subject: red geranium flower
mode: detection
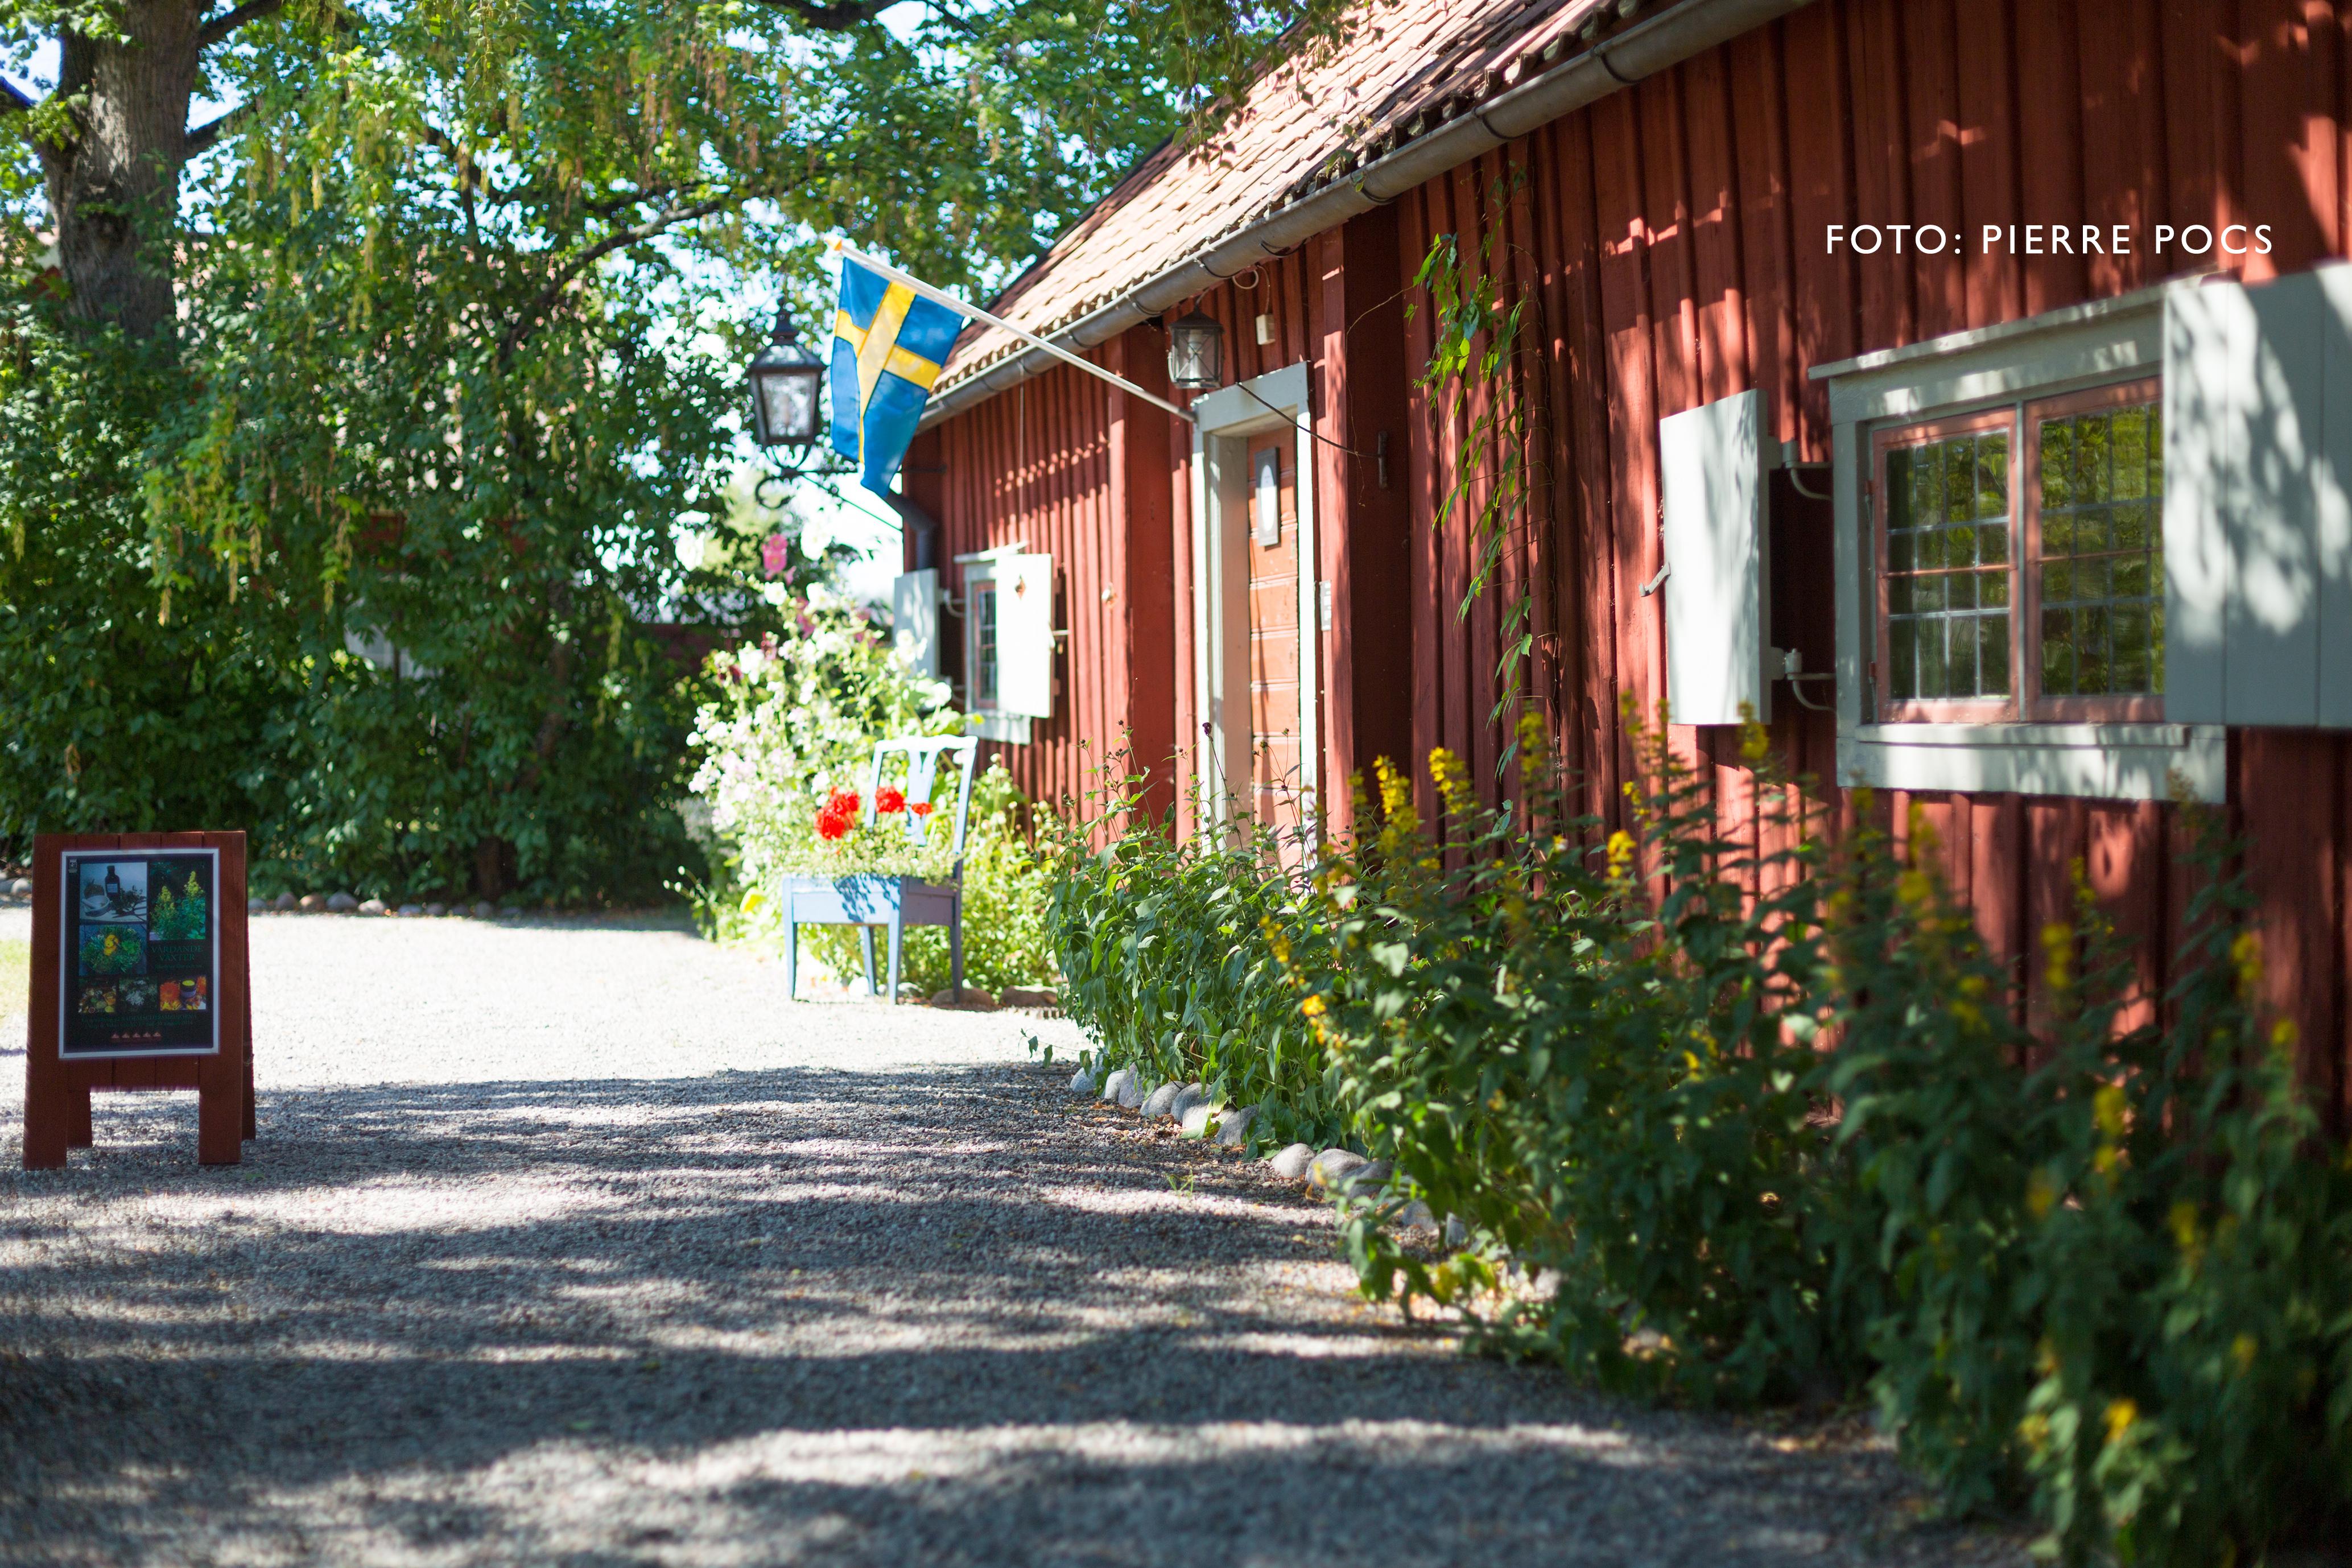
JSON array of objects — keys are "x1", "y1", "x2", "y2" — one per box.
[
  {"x1": 875, "y1": 786, "x2": 906, "y2": 814},
  {"x1": 824, "y1": 787, "x2": 861, "y2": 818},
  {"x1": 815, "y1": 807, "x2": 851, "y2": 841},
  {"x1": 909, "y1": 801, "x2": 935, "y2": 819}
]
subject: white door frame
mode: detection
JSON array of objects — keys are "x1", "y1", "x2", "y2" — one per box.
[{"x1": 1188, "y1": 361, "x2": 1317, "y2": 837}]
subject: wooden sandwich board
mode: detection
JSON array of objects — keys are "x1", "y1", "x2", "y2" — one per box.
[{"x1": 22, "y1": 832, "x2": 254, "y2": 1169}]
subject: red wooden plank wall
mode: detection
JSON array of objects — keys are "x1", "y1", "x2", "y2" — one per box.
[
  {"x1": 1377, "y1": 0, "x2": 2352, "y2": 1116},
  {"x1": 925, "y1": 0, "x2": 2352, "y2": 1113}
]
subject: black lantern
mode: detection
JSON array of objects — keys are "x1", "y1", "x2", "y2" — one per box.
[
  {"x1": 1166, "y1": 308, "x2": 1224, "y2": 391},
  {"x1": 746, "y1": 304, "x2": 826, "y2": 448}
]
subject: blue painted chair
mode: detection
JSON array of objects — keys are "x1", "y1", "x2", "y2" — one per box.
[{"x1": 782, "y1": 735, "x2": 979, "y2": 1004}]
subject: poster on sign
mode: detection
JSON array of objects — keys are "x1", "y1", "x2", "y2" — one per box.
[{"x1": 59, "y1": 849, "x2": 220, "y2": 1058}]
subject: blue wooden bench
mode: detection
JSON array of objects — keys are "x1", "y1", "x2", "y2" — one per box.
[{"x1": 781, "y1": 735, "x2": 978, "y2": 1004}]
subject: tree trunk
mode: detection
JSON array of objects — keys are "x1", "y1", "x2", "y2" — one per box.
[{"x1": 44, "y1": 3, "x2": 201, "y2": 339}]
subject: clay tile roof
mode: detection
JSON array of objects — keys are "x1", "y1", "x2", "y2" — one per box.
[{"x1": 933, "y1": 0, "x2": 1611, "y2": 393}]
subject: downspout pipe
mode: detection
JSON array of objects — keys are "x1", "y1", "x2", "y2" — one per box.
[{"x1": 918, "y1": 0, "x2": 1815, "y2": 430}]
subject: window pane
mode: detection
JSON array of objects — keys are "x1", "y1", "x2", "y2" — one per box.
[
  {"x1": 1884, "y1": 427, "x2": 2014, "y2": 705},
  {"x1": 2034, "y1": 396, "x2": 2165, "y2": 698},
  {"x1": 1919, "y1": 617, "x2": 1948, "y2": 697},
  {"x1": 1980, "y1": 613, "x2": 2011, "y2": 695},
  {"x1": 2042, "y1": 608, "x2": 2074, "y2": 695}
]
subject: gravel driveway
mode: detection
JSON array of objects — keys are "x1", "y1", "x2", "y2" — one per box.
[{"x1": 0, "y1": 909, "x2": 2021, "y2": 1566}]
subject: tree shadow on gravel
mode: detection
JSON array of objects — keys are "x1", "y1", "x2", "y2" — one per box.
[{"x1": 0, "y1": 1062, "x2": 2016, "y2": 1567}]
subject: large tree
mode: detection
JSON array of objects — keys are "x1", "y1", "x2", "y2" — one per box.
[{"x1": 0, "y1": 0, "x2": 1348, "y2": 897}]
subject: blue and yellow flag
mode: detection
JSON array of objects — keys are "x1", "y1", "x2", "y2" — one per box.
[{"x1": 830, "y1": 258, "x2": 965, "y2": 496}]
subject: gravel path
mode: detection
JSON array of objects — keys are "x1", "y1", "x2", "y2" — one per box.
[{"x1": 0, "y1": 909, "x2": 2023, "y2": 1566}]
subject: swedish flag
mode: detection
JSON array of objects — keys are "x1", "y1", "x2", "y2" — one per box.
[{"x1": 830, "y1": 258, "x2": 965, "y2": 497}]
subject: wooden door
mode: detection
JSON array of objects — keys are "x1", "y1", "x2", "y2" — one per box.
[{"x1": 1247, "y1": 441, "x2": 1303, "y2": 835}]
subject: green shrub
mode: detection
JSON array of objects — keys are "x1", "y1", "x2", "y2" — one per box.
[
  {"x1": 1041, "y1": 761, "x2": 1345, "y2": 1146},
  {"x1": 1043, "y1": 708, "x2": 2352, "y2": 1563}
]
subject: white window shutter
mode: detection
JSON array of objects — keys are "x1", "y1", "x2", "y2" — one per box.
[
  {"x1": 996, "y1": 552, "x2": 1055, "y2": 718},
  {"x1": 1660, "y1": 389, "x2": 1769, "y2": 725},
  {"x1": 891, "y1": 568, "x2": 939, "y2": 679},
  {"x1": 2163, "y1": 265, "x2": 2352, "y2": 727}
]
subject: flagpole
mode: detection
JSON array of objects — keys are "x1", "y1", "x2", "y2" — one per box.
[{"x1": 829, "y1": 238, "x2": 1199, "y2": 426}]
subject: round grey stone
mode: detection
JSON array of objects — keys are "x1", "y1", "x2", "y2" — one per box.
[
  {"x1": 247, "y1": 897, "x2": 267, "y2": 914},
  {"x1": 1308, "y1": 1149, "x2": 1368, "y2": 1191},
  {"x1": 8, "y1": 877, "x2": 32, "y2": 896},
  {"x1": 1098, "y1": 1068, "x2": 1133, "y2": 1104},
  {"x1": 325, "y1": 892, "x2": 359, "y2": 913},
  {"x1": 1336, "y1": 1159, "x2": 1394, "y2": 1196},
  {"x1": 1141, "y1": 1082, "x2": 1184, "y2": 1120},
  {"x1": 1116, "y1": 1073, "x2": 1148, "y2": 1109},
  {"x1": 1068, "y1": 1067, "x2": 1096, "y2": 1095},
  {"x1": 272, "y1": 892, "x2": 298, "y2": 912},
  {"x1": 1213, "y1": 1105, "x2": 1258, "y2": 1146},
  {"x1": 497, "y1": 906, "x2": 523, "y2": 919},
  {"x1": 1266, "y1": 1142, "x2": 1315, "y2": 1180},
  {"x1": 1167, "y1": 1082, "x2": 1207, "y2": 1124},
  {"x1": 471, "y1": 901, "x2": 494, "y2": 918},
  {"x1": 1398, "y1": 1199, "x2": 1435, "y2": 1229},
  {"x1": 299, "y1": 893, "x2": 325, "y2": 912},
  {"x1": 397, "y1": 903, "x2": 425, "y2": 918},
  {"x1": 424, "y1": 902, "x2": 448, "y2": 918},
  {"x1": 1444, "y1": 1215, "x2": 1469, "y2": 1247},
  {"x1": 1178, "y1": 1101, "x2": 1223, "y2": 1138},
  {"x1": 357, "y1": 898, "x2": 387, "y2": 916}
]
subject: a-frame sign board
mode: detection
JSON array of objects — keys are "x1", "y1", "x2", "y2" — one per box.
[{"x1": 22, "y1": 832, "x2": 254, "y2": 1169}]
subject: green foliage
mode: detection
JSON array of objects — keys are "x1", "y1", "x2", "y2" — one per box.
[
  {"x1": 685, "y1": 595, "x2": 1051, "y2": 994},
  {"x1": 1040, "y1": 760, "x2": 1346, "y2": 1148},
  {"x1": 149, "y1": 868, "x2": 207, "y2": 942},
  {"x1": 1045, "y1": 711, "x2": 2352, "y2": 1563},
  {"x1": 0, "y1": 0, "x2": 1363, "y2": 897}
]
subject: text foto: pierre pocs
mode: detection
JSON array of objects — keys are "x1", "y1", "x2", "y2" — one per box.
[{"x1": 1827, "y1": 222, "x2": 2276, "y2": 257}]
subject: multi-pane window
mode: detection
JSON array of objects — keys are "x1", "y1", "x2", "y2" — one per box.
[
  {"x1": 1874, "y1": 379, "x2": 2163, "y2": 722},
  {"x1": 969, "y1": 580, "x2": 1000, "y2": 708},
  {"x1": 2029, "y1": 392, "x2": 2164, "y2": 712},
  {"x1": 1883, "y1": 421, "x2": 2012, "y2": 709}
]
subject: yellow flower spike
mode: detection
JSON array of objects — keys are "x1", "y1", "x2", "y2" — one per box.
[
  {"x1": 2104, "y1": 1399, "x2": 2139, "y2": 1446},
  {"x1": 2042, "y1": 922, "x2": 2073, "y2": 993},
  {"x1": 2093, "y1": 1084, "x2": 2127, "y2": 1141},
  {"x1": 2271, "y1": 1018, "x2": 2300, "y2": 1063},
  {"x1": 2231, "y1": 931, "x2": 2264, "y2": 996},
  {"x1": 1737, "y1": 702, "x2": 1769, "y2": 764},
  {"x1": 2025, "y1": 1168, "x2": 2058, "y2": 1220},
  {"x1": 1516, "y1": 708, "x2": 1548, "y2": 786},
  {"x1": 1299, "y1": 993, "x2": 1326, "y2": 1018},
  {"x1": 1897, "y1": 869, "x2": 1933, "y2": 909},
  {"x1": 1429, "y1": 747, "x2": 1475, "y2": 821},
  {"x1": 2168, "y1": 1200, "x2": 2202, "y2": 1252},
  {"x1": 1606, "y1": 830, "x2": 1637, "y2": 881},
  {"x1": 2231, "y1": 1334, "x2": 2258, "y2": 1375},
  {"x1": 739, "y1": 890, "x2": 766, "y2": 915},
  {"x1": 2019, "y1": 1412, "x2": 2052, "y2": 1454}
]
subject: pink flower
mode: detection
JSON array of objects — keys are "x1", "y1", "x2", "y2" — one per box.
[{"x1": 761, "y1": 533, "x2": 791, "y2": 577}]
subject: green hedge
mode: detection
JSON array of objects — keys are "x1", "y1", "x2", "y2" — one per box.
[{"x1": 1046, "y1": 713, "x2": 2352, "y2": 1565}]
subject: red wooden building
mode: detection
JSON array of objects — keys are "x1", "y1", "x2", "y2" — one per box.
[{"x1": 894, "y1": 0, "x2": 2352, "y2": 1113}]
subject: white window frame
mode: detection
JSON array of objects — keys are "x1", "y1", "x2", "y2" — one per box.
[
  {"x1": 955, "y1": 544, "x2": 1030, "y2": 745},
  {"x1": 1812, "y1": 283, "x2": 2225, "y2": 802},
  {"x1": 1187, "y1": 361, "x2": 1318, "y2": 832}
]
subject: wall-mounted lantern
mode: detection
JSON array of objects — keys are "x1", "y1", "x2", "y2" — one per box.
[
  {"x1": 1166, "y1": 308, "x2": 1225, "y2": 391},
  {"x1": 746, "y1": 305, "x2": 825, "y2": 448}
]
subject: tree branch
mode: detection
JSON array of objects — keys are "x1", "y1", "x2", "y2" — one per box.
[
  {"x1": 200, "y1": 1, "x2": 288, "y2": 50},
  {"x1": 1, "y1": 77, "x2": 36, "y2": 114},
  {"x1": 739, "y1": 0, "x2": 896, "y2": 31},
  {"x1": 496, "y1": 193, "x2": 736, "y2": 366},
  {"x1": 184, "y1": 100, "x2": 258, "y2": 155}
]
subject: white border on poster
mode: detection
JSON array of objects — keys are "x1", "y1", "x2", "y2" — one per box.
[{"x1": 58, "y1": 846, "x2": 222, "y2": 1059}]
